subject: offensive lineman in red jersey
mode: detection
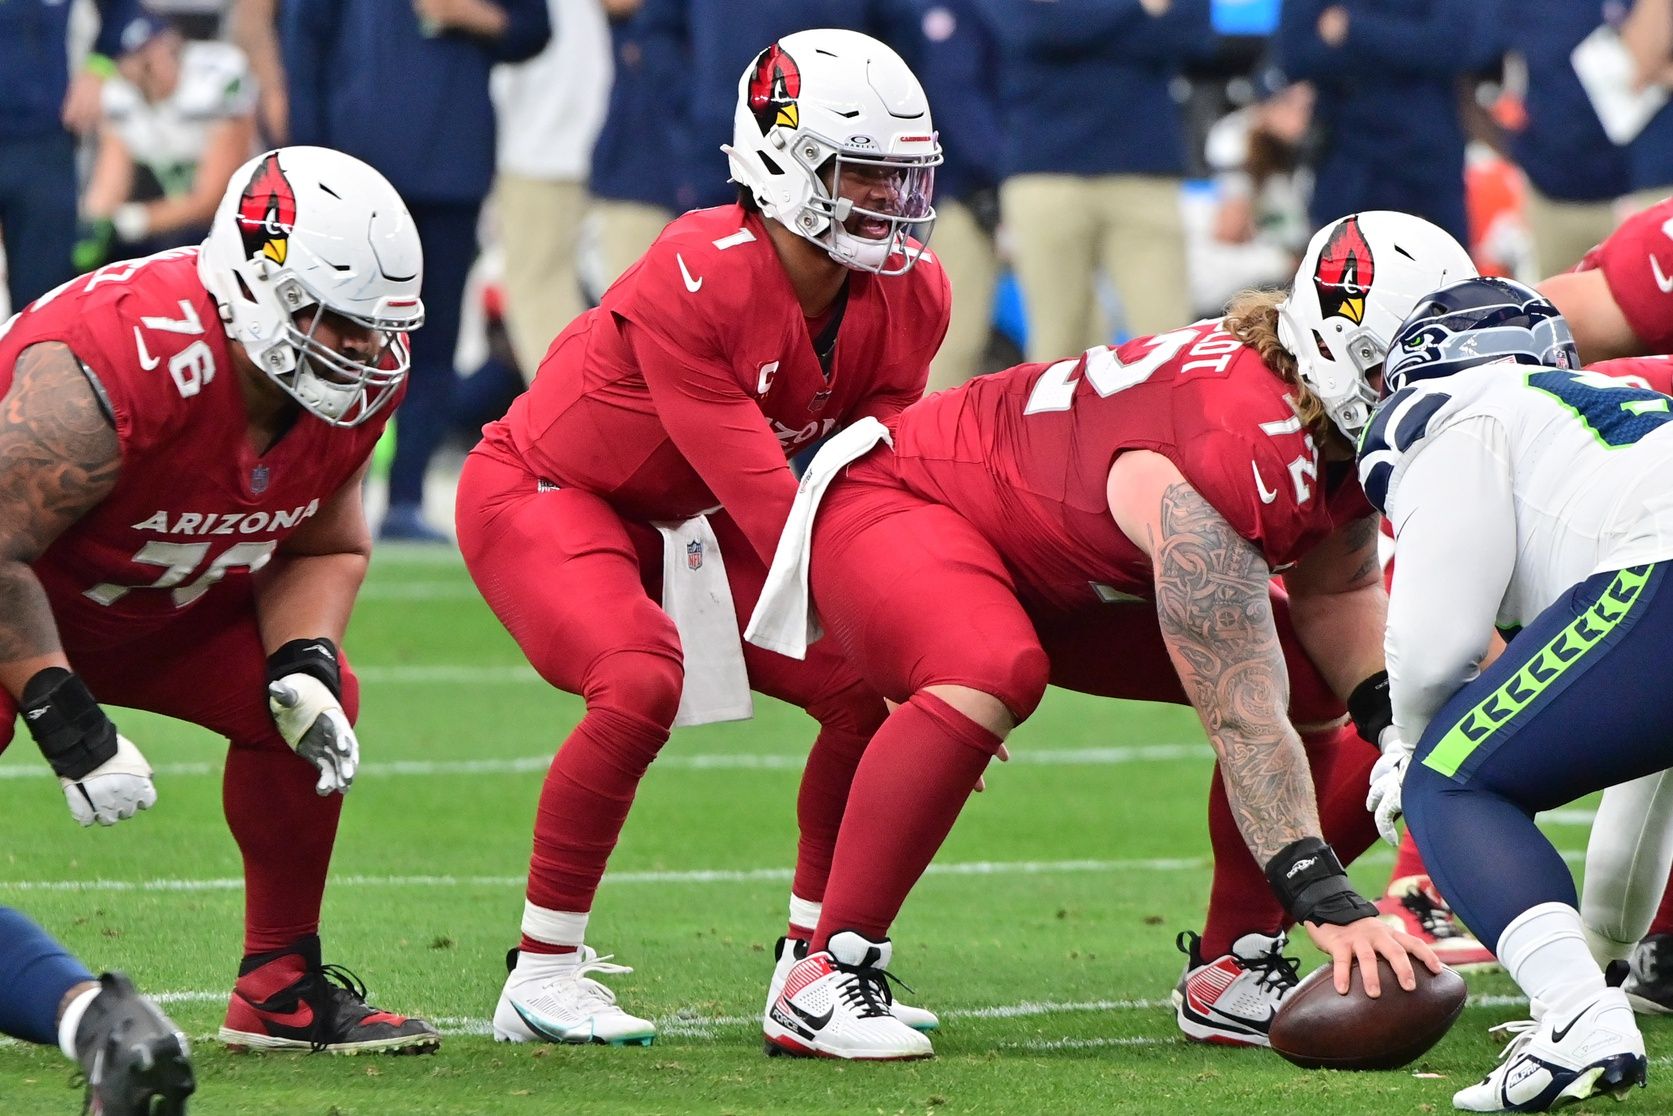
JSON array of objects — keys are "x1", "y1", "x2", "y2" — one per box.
[
  {"x1": 748, "y1": 212, "x2": 1473, "y2": 1059},
  {"x1": 0, "y1": 146, "x2": 441, "y2": 1054},
  {"x1": 1541, "y1": 196, "x2": 1673, "y2": 362},
  {"x1": 455, "y1": 29, "x2": 948, "y2": 1045}
]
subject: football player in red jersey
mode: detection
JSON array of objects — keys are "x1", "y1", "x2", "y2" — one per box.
[
  {"x1": 0, "y1": 146, "x2": 441, "y2": 1055},
  {"x1": 1541, "y1": 196, "x2": 1673, "y2": 363},
  {"x1": 454, "y1": 28, "x2": 949, "y2": 1046},
  {"x1": 747, "y1": 212, "x2": 1474, "y2": 1059}
]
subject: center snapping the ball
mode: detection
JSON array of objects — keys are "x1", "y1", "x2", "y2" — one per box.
[{"x1": 1268, "y1": 959, "x2": 1467, "y2": 1070}]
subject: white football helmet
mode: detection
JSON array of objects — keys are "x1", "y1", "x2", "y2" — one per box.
[
  {"x1": 723, "y1": 29, "x2": 940, "y2": 275},
  {"x1": 198, "y1": 146, "x2": 424, "y2": 426},
  {"x1": 1276, "y1": 211, "x2": 1476, "y2": 441}
]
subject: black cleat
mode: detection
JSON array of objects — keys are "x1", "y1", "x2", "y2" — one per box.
[{"x1": 75, "y1": 972, "x2": 196, "y2": 1116}]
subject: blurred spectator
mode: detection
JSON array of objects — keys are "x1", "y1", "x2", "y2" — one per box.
[
  {"x1": 78, "y1": 15, "x2": 257, "y2": 268},
  {"x1": 284, "y1": 0, "x2": 550, "y2": 542},
  {"x1": 1504, "y1": 3, "x2": 1630, "y2": 276},
  {"x1": 227, "y1": 0, "x2": 290, "y2": 146},
  {"x1": 986, "y1": 0, "x2": 1212, "y2": 360},
  {"x1": 588, "y1": 0, "x2": 680, "y2": 286},
  {"x1": 1204, "y1": 77, "x2": 1313, "y2": 261},
  {"x1": 641, "y1": 0, "x2": 919, "y2": 213},
  {"x1": 912, "y1": 0, "x2": 1004, "y2": 393},
  {"x1": 1275, "y1": 0, "x2": 1505, "y2": 247},
  {"x1": 0, "y1": 0, "x2": 143, "y2": 311},
  {"x1": 1622, "y1": 0, "x2": 1673, "y2": 211},
  {"x1": 492, "y1": 0, "x2": 612, "y2": 380}
]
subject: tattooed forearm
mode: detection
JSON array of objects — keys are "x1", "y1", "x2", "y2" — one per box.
[
  {"x1": 1343, "y1": 515, "x2": 1383, "y2": 586},
  {"x1": 0, "y1": 342, "x2": 120, "y2": 665},
  {"x1": 1150, "y1": 481, "x2": 1319, "y2": 863}
]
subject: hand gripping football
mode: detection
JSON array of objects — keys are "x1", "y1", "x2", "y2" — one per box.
[{"x1": 1268, "y1": 958, "x2": 1467, "y2": 1070}]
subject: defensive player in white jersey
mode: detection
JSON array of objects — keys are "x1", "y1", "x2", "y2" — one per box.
[{"x1": 1358, "y1": 277, "x2": 1673, "y2": 1111}]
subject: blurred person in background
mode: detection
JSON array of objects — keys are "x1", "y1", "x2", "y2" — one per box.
[
  {"x1": 227, "y1": 0, "x2": 291, "y2": 147},
  {"x1": 1275, "y1": 0, "x2": 1505, "y2": 247},
  {"x1": 493, "y1": 0, "x2": 613, "y2": 380},
  {"x1": 0, "y1": 0, "x2": 143, "y2": 313},
  {"x1": 911, "y1": 0, "x2": 1004, "y2": 393},
  {"x1": 1620, "y1": 0, "x2": 1673, "y2": 211},
  {"x1": 985, "y1": 0, "x2": 1211, "y2": 360},
  {"x1": 77, "y1": 13, "x2": 258, "y2": 268},
  {"x1": 1503, "y1": 4, "x2": 1631, "y2": 277},
  {"x1": 284, "y1": 0, "x2": 550, "y2": 543},
  {"x1": 588, "y1": 0, "x2": 681, "y2": 287}
]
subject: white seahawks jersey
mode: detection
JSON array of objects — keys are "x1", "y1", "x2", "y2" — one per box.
[
  {"x1": 1359, "y1": 364, "x2": 1673, "y2": 743},
  {"x1": 103, "y1": 42, "x2": 255, "y2": 196}
]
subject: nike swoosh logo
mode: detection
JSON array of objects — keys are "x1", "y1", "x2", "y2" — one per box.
[
  {"x1": 1549, "y1": 1011, "x2": 1583, "y2": 1044},
  {"x1": 1251, "y1": 461, "x2": 1278, "y2": 504},
  {"x1": 785, "y1": 998, "x2": 834, "y2": 1032},
  {"x1": 254, "y1": 1001, "x2": 314, "y2": 1029},
  {"x1": 676, "y1": 253, "x2": 703, "y2": 293},
  {"x1": 1652, "y1": 255, "x2": 1673, "y2": 295},
  {"x1": 134, "y1": 328, "x2": 160, "y2": 371}
]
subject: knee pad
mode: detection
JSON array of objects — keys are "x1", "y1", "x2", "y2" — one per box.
[
  {"x1": 583, "y1": 647, "x2": 685, "y2": 731},
  {"x1": 986, "y1": 642, "x2": 1051, "y2": 723}
]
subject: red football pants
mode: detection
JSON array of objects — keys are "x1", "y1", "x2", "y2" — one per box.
[
  {"x1": 0, "y1": 585, "x2": 357, "y2": 956},
  {"x1": 805, "y1": 459, "x2": 1373, "y2": 948},
  {"x1": 455, "y1": 447, "x2": 885, "y2": 928}
]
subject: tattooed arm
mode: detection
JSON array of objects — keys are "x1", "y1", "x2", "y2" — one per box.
[
  {"x1": 0, "y1": 342, "x2": 121, "y2": 698},
  {"x1": 1108, "y1": 451, "x2": 1437, "y2": 994},
  {"x1": 1106, "y1": 450, "x2": 1316, "y2": 863},
  {"x1": 1281, "y1": 513, "x2": 1387, "y2": 704}
]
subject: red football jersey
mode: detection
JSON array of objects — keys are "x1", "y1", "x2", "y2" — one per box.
[
  {"x1": 887, "y1": 321, "x2": 1370, "y2": 611},
  {"x1": 1589, "y1": 355, "x2": 1673, "y2": 395},
  {"x1": 0, "y1": 249, "x2": 391, "y2": 645},
  {"x1": 1576, "y1": 196, "x2": 1673, "y2": 355},
  {"x1": 488, "y1": 205, "x2": 950, "y2": 564}
]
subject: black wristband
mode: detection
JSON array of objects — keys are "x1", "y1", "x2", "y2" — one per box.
[
  {"x1": 21, "y1": 667, "x2": 118, "y2": 781},
  {"x1": 1347, "y1": 671, "x2": 1392, "y2": 746},
  {"x1": 1264, "y1": 836, "x2": 1379, "y2": 927},
  {"x1": 266, "y1": 637, "x2": 341, "y2": 699}
]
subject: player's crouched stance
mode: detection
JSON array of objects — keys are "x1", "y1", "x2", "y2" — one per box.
[
  {"x1": 0, "y1": 146, "x2": 438, "y2": 1056},
  {"x1": 1360, "y1": 279, "x2": 1662, "y2": 1110}
]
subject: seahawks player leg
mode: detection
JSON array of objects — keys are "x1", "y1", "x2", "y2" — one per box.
[{"x1": 0, "y1": 907, "x2": 194, "y2": 1115}]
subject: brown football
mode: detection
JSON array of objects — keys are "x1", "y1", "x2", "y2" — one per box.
[{"x1": 1268, "y1": 959, "x2": 1467, "y2": 1071}]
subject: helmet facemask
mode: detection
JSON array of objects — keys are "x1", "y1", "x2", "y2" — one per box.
[
  {"x1": 793, "y1": 143, "x2": 938, "y2": 274},
  {"x1": 266, "y1": 274, "x2": 416, "y2": 426}
]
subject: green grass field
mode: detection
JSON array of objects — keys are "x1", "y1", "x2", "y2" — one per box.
[{"x1": 0, "y1": 546, "x2": 1642, "y2": 1114}]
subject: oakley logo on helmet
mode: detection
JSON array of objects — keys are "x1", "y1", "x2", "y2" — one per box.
[
  {"x1": 747, "y1": 44, "x2": 802, "y2": 135},
  {"x1": 1312, "y1": 215, "x2": 1375, "y2": 326},
  {"x1": 236, "y1": 152, "x2": 297, "y2": 267}
]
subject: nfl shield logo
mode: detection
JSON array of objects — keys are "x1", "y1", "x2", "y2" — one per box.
[
  {"x1": 686, "y1": 540, "x2": 704, "y2": 571},
  {"x1": 250, "y1": 464, "x2": 270, "y2": 494}
]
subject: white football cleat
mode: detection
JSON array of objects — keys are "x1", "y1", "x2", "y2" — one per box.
[
  {"x1": 1453, "y1": 987, "x2": 1646, "y2": 1112},
  {"x1": 762, "y1": 931, "x2": 933, "y2": 1060},
  {"x1": 1172, "y1": 930, "x2": 1300, "y2": 1047},
  {"x1": 765, "y1": 936, "x2": 938, "y2": 1032},
  {"x1": 492, "y1": 946, "x2": 656, "y2": 1046}
]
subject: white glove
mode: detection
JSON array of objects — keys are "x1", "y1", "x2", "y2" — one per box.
[
  {"x1": 1366, "y1": 726, "x2": 1413, "y2": 847},
  {"x1": 59, "y1": 734, "x2": 157, "y2": 827},
  {"x1": 268, "y1": 674, "x2": 358, "y2": 794}
]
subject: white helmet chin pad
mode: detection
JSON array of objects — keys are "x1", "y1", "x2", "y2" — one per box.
[
  {"x1": 724, "y1": 29, "x2": 940, "y2": 276},
  {"x1": 198, "y1": 147, "x2": 424, "y2": 427},
  {"x1": 1276, "y1": 211, "x2": 1477, "y2": 441}
]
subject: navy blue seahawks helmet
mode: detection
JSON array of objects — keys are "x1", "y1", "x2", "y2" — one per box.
[{"x1": 1380, "y1": 276, "x2": 1581, "y2": 397}]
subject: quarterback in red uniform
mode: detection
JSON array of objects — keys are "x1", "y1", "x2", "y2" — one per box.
[
  {"x1": 749, "y1": 212, "x2": 1474, "y2": 1059},
  {"x1": 455, "y1": 29, "x2": 949, "y2": 1045},
  {"x1": 0, "y1": 146, "x2": 440, "y2": 1054}
]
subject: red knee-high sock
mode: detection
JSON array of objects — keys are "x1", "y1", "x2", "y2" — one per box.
[
  {"x1": 1648, "y1": 867, "x2": 1673, "y2": 937},
  {"x1": 791, "y1": 724, "x2": 870, "y2": 908},
  {"x1": 812, "y1": 693, "x2": 1002, "y2": 951},
  {"x1": 1199, "y1": 723, "x2": 1379, "y2": 957},
  {"x1": 523, "y1": 705, "x2": 670, "y2": 950},
  {"x1": 1388, "y1": 829, "x2": 1429, "y2": 891},
  {"x1": 225, "y1": 746, "x2": 344, "y2": 955}
]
